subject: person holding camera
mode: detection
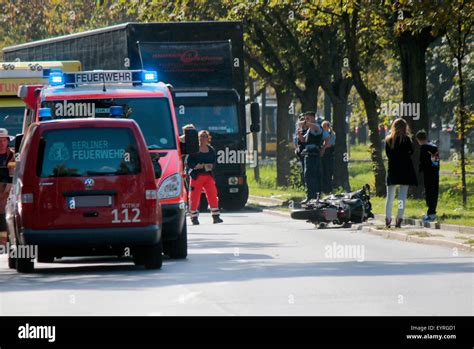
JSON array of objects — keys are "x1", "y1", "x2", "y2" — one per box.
[
  {"x1": 294, "y1": 114, "x2": 308, "y2": 186},
  {"x1": 298, "y1": 111, "x2": 323, "y2": 204},
  {"x1": 187, "y1": 130, "x2": 223, "y2": 225}
]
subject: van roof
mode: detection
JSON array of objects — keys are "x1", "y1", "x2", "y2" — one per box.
[
  {"x1": 41, "y1": 82, "x2": 169, "y2": 100},
  {"x1": 35, "y1": 117, "x2": 138, "y2": 130}
]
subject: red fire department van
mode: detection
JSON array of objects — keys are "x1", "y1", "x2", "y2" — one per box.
[
  {"x1": 18, "y1": 70, "x2": 197, "y2": 260},
  {"x1": 5, "y1": 118, "x2": 163, "y2": 272}
]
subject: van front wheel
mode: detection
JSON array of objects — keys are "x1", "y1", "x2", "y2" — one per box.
[{"x1": 165, "y1": 222, "x2": 187, "y2": 259}]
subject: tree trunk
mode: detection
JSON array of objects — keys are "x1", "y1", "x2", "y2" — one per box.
[
  {"x1": 365, "y1": 99, "x2": 387, "y2": 196},
  {"x1": 275, "y1": 88, "x2": 292, "y2": 186},
  {"x1": 342, "y1": 11, "x2": 386, "y2": 197},
  {"x1": 398, "y1": 29, "x2": 436, "y2": 198},
  {"x1": 248, "y1": 77, "x2": 260, "y2": 183},
  {"x1": 324, "y1": 91, "x2": 332, "y2": 122},
  {"x1": 299, "y1": 82, "x2": 319, "y2": 113},
  {"x1": 261, "y1": 88, "x2": 267, "y2": 159},
  {"x1": 457, "y1": 59, "x2": 467, "y2": 207},
  {"x1": 332, "y1": 100, "x2": 350, "y2": 191}
]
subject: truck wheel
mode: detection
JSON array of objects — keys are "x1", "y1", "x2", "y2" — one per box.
[
  {"x1": 143, "y1": 241, "x2": 163, "y2": 270},
  {"x1": 165, "y1": 221, "x2": 187, "y2": 259},
  {"x1": 16, "y1": 257, "x2": 34, "y2": 273},
  {"x1": 221, "y1": 185, "x2": 249, "y2": 211}
]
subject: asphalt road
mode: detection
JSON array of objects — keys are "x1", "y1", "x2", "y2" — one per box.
[{"x1": 0, "y1": 209, "x2": 473, "y2": 316}]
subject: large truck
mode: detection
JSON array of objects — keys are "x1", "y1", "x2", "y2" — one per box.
[{"x1": 3, "y1": 22, "x2": 260, "y2": 210}]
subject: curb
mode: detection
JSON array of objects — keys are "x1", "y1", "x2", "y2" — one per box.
[
  {"x1": 374, "y1": 214, "x2": 474, "y2": 235},
  {"x1": 361, "y1": 226, "x2": 474, "y2": 252},
  {"x1": 246, "y1": 204, "x2": 290, "y2": 218},
  {"x1": 248, "y1": 195, "x2": 286, "y2": 206}
]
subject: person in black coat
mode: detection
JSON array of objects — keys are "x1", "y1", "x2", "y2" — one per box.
[{"x1": 385, "y1": 118, "x2": 418, "y2": 228}]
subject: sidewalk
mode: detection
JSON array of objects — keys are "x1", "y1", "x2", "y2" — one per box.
[{"x1": 248, "y1": 195, "x2": 474, "y2": 252}]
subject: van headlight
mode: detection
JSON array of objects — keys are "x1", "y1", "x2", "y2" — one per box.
[{"x1": 158, "y1": 174, "x2": 181, "y2": 199}]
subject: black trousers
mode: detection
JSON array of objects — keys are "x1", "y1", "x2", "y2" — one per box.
[
  {"x1": 299, "y1": 155, "x2": 305, "y2": 186},
  {"x1": 424, "y1": 172, "x2": 439, "y2": 215},
  {"x1": 304, "y1": 155, "x2": 322, "y2": 199},
  {"x1": 321, "y1": 148, "x2": 335, "y2": 193}
]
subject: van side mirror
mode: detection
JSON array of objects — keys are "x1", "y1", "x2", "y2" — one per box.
[
  {"x1": 15, "y1": 134, "x2": 24, "y2": 152},
  {"x1": 153, "y1": 161, "x2": 162, "y2": 179},
  {"x1": 150, "y1": 154, "x2": 162, "y2": 179},
  {"x1": 250, "y1": 102, "x2": 260, "y2": 133},
  {"x1": 183, "y1": 128, "x2": 199, "y2": 154}
]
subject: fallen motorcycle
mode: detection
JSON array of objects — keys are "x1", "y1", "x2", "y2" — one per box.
[{"x1": 290, "y1": 184, "x2": 375, "y2": 228}]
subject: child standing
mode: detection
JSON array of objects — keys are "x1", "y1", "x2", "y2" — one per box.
[{"x1": 415, "y1": 130, "x2": 440, "y2": 222}]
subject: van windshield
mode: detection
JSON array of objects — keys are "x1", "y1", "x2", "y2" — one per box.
[
  {"x1": 37, "y1": 128, "x2": 141, "y2": 177},
  {"x1": 41, "y1": 97, "x2": 176, "y2": 150}
]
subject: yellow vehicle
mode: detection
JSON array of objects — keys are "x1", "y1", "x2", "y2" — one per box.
[
  {"x1": 0, "y1": 61, "x2": 81, "y2": 232},
  {"x1": 0, "y1": 61, "x2": 81, "y2": 142}
]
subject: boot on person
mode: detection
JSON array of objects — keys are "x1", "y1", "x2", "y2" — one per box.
[{"x1": 212, "y1": 215, "x2": 223, "y2": 224}]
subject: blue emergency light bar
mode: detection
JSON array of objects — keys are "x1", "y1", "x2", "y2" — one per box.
[
  {"x1": 48, "y1": 69, "x2": 65, "y2": 86},
  {"x1": 142, "y1": 71, "x2": 158, "y2": 83},
  {"x1": 110, "y1": 106, "x2": 124, "y2": 117},
  {"x1": 39, "y1": 107, "x2": 53, "y2": 121},
  {"x1": 48, "y1": 70, "x2": 159, "y2": 86}
]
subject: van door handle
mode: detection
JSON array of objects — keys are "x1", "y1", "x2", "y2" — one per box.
[{"x1": 83, "y1": 211, "x2": 99, "y2": 218}]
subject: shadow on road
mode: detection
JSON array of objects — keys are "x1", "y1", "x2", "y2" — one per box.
[{"x1": 1, "y1": 251, "x2": 472, "y2": 293}]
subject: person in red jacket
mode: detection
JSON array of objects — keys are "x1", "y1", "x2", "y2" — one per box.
[{"x1": 187, "y1": 130, "x2": 223, "y2": 225}]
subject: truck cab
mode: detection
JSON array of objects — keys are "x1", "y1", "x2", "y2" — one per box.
[{"x1": 19, "y1": 70, "x2": 194, "y2": 259}]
